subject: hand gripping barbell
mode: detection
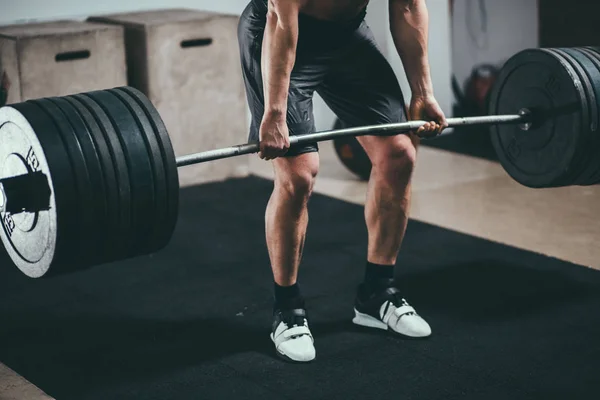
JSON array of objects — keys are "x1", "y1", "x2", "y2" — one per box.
[{"x1": 1, "y1": 47, "x2": 599, "y2": 278}]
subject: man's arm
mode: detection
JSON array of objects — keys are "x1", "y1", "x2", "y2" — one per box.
[
  {"x1": 256, "y1": 0, "x2": 303, "y2": 159},
  {"x1": 262, "y1": 0, "x2": 301, "y2": 117},
  {"x1": 389, "y1": 0, "x2": 447, "y2": 135},
  {"x1": 389, "y1": 0, "x2": 433, "y2": 97}
]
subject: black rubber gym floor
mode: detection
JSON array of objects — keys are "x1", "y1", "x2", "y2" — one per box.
[{"x1": 1, "y1": 176, "x2": 599, "y2": 400}]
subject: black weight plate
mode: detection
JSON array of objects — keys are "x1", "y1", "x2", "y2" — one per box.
[
  {"x1": 576, "y1": 47, "x2": 600, "y2": 184},
  {"x1": 5, "y1": 102, "x2": 78, "y2": 277},
  {"x1": 116, "y1": 86, "x2": 179, "y2": 248},
  {"x1": 107, "y1": 88, "x2": 168, "y2": 253},
  {"x1": 68, "y1": 94, "x2": 132, "y2": 261},
  {"x1": 83, "y1": 90, "x2": 156, "y2": 258},
  {"x1": 560, "y1": 48, "x2": 600, "y2": 185},
  {"x1": 47, "y1": 97, "x2": 109, "y2": 265},
  {"x1": 548, "y1": 49, "x2": 596, "y2": 186},
  {"x1": 61, "y1": 96, "x2": 119, "y2": 264},
  {"x1": 29, "y1": 98, "x2": 97, "y2": 271},
  {"x1": 575, "y1": 47, "x2": 600, "y2": 184},
  {"x1": 489, "y1": 48, "x2": 586, "y2": 188},
  {"x1": 538, "y1": 49, "x2": 592, "y2": 187},
  {"x1": 583, "y1": 47, "x2": 600, "y2": 55},
  {"x1": 63, "y1": 96, "x2": 121, "y2": 263}
]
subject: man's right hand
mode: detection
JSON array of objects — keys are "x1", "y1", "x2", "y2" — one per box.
[{"x1": 259, "y1": 112, "x2": 291, "y2": 160}]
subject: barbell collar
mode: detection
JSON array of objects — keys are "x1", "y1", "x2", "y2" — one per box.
[
  {"x1": 175, "y1": 113, "x2": 529, "y2": 168},
  {"x1": 518, "y1": 108, "x2": 533, "y2": 131}
]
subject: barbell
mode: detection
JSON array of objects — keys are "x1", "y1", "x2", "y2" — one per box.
[{"x1": 1, "y1": 46, "x2": 600, "y2": 279}]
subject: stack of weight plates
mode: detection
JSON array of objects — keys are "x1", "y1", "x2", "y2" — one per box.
[
  {"x1": 0, "y1": 87, "x2": 179, "y2": 278},
  {"x1": 489, "y1": 47, "x2": 600, "y2": 188}
]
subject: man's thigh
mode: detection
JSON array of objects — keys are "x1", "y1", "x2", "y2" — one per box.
[
  {"x1": 238, "y1": 5, "x2": 328, "y2": 157},
  {"x1": 317, "y1": 22, "x2": 415, "y2": 161},
  {"x1": 318, "y1": 26, "x2": 407, "y2": 125}
]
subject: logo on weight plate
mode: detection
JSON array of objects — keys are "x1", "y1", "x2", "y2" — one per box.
[
  {"x1": 26, "y1": 147, "x2": 40, "y2": 172},
  {"x1": 2, "y1": 213, "x2": 15, "y2": 237}
]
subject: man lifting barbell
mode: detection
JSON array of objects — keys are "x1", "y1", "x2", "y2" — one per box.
[
  {"x1": 1, "y1": 2, "x2": 598, "y2": 367},
  {"x1": 238, "y1": 0, "x2": 448, "y2": 362}
]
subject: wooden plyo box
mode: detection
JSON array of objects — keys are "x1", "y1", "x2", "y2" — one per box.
[
  {"x1": 0, "y1": 20, "x2": 127, "y2": 105},
  {"x1": 89, "y1": 9, "x2": 250, "y2": 187}
]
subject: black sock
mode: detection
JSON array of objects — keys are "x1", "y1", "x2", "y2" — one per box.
[
  {"x1": 273, "y1": 282, "x2": 303, "y2": 311},
  {"x1": 364, "y1": 261, "x2": 394, "y2": 288}
]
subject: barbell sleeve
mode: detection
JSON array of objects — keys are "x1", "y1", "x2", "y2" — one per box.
[{"x1": 175, "y1": 112, "x2": 530, "y2": 168}]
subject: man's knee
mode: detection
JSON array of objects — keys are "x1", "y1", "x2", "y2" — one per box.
[
  {"x1": 372, "y1": 135, "x2": 417, "y2": 180},
  {"x1": 274, "y1": 154, "x2": 319, "y2": 202}
]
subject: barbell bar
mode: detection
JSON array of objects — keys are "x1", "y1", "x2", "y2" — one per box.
[
  {"x1": 175, "y1": 112, "x2": 530, "y2": 167},
  {"x1": 1, "y1": 46, "x2": 599, "y2": 279}
]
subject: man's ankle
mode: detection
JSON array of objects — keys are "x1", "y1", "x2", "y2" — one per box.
[
  {"x1": 364, "y1": 261, "x2": 394, "y2": 283},
  {"x1": 273, "y1": 282, "x2": 304, "y2": 311}
]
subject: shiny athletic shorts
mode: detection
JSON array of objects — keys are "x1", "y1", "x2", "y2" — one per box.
[{"x1": 238, "y1": 0, "x2": 408, "y2": 156}]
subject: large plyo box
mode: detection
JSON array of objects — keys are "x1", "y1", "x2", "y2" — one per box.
[
  {"x1": 89, "y1": 9, "x2": 250, "y2": 187},
  {"x1": 0, "y1": 20, "x2": 127, "y2": 105}
]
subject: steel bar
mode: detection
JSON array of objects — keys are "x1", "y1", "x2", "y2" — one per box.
[{"x1": 175, "y1": 113, "x2": 528, "y2": 168}]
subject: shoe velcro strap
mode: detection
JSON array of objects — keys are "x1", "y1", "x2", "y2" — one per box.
[
  {"x1": 381, "y1": 303, "x2": 416, "y2": 324},
  {"x1": 283, "y1": 325, "x2": 312, "y2": 340},
  {"x1": 273, "y1": 325, "x2": 313, "y2": 347},
  {"x1": 393, "y1": 305, "x2": 416, "y2": 318}
]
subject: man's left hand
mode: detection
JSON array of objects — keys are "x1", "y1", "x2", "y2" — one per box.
[{"x1": 408, "y1": 95, "x2": 448, "y2": 138}]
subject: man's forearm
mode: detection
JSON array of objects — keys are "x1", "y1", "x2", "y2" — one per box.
[
  {"x1": 262, "y1": 3, "x2": 300, "y2": 117},
  {"x1": 389, "y1": 0, "x2": 433, "y2": 97}
]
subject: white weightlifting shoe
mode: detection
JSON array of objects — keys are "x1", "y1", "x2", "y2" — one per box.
[
  {"x1": 352, "y1": 280, "x2": 431, "y2": 338},
  {"x1": 270, "y1": 307, "x2": 316, "y2": 362}
]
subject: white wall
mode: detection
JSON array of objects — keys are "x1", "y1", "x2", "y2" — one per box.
[
  {"x1": 1, "y1": 0, "x2": 452, "y2": 129},
  {"x1": 451, "y1": 0, "x2": 538, "y2": 91}
]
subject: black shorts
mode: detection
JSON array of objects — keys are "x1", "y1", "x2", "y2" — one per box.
[{"x1": 238, "y1": 1, "x2": 408, "y2": 157}]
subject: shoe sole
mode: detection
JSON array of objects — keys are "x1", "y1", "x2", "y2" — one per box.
[
  {"x1": 352, "y1": 309, "x2": 432, "y2": 339},
  {"x1": 352, "y1": 309, "x2": 389, "y2": 330}
]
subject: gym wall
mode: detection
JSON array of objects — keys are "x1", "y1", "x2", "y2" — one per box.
[{"x1": 451, "y1": 0, "x2": 539, "y2": 98}]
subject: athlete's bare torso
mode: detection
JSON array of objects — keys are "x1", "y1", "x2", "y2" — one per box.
[{"x1": 292, "y1": 0, "x2": 371, "y2": 21}]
